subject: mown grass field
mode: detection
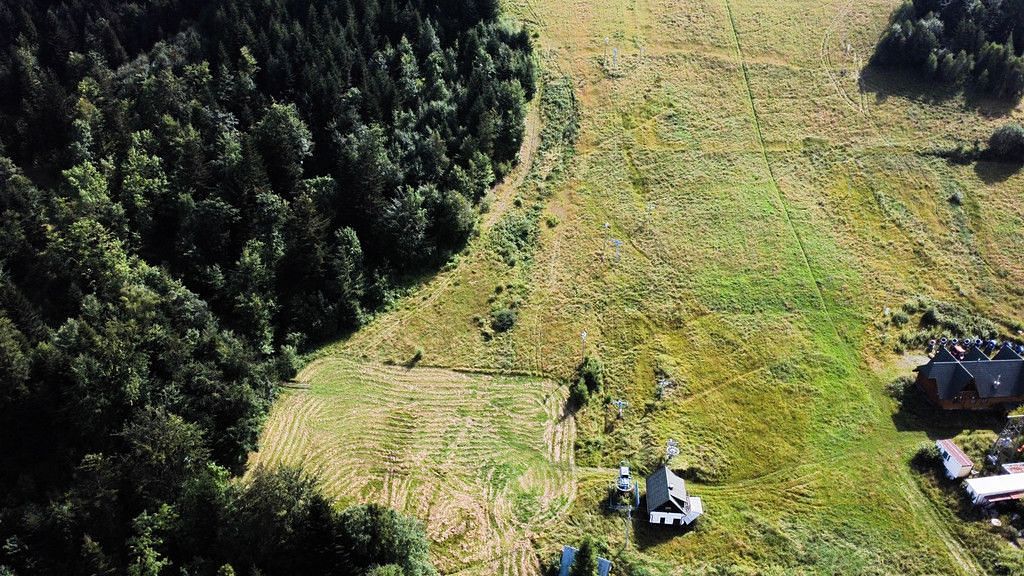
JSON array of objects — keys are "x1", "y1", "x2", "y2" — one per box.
[
  {"x1": 253, "y1": 0, "x2": 1024, "y2": 573},
  {"x1": 250, "y1": 359, "x2": 574, "y2": 575}
]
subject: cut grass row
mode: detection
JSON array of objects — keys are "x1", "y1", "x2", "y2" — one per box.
[{"x1": 250, "y1": 359, "x2": 574, "y2": 575}]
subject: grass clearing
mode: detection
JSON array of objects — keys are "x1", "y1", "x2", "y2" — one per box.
[
  {"x1": 255, "y1": 0, "x2": 1024, "y2": 573},
  {"x1": 251, "y1": 358, "x2": 574, "y2": 575}
]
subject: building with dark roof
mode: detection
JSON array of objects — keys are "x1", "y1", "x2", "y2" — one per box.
[
  {"x1": 915, "y1": 345, "x2": 1024, "y2": 410},
  {"x1": 645, "y1": 466, "x2": 703, "y2": 526}
]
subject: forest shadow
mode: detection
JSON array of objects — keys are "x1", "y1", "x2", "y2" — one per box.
[
  {"x1": 858, "y1": 65, "x2": 1019, "y2": 118},
  {"x1": 307, "y1": 262, "x2": 459, "y2": 354},
  {"x1": 924, "y1": 150, "x2": 1023, "y2": 183}
]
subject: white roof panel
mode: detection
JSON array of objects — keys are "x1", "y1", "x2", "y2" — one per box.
[
  {"x1": 965, "y1": 472, "x2": 1024, "y2": 497},
  {"x1": 682, "y1": 496, "x2": 703, "y2": 524},
  {"x1": 689, "y1": 496, "x2": 704, "y2": 516}
]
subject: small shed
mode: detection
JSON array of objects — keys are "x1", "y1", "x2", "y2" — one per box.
[
  {"x1": 936, "y1": 439, "x2": 973, "y2": 479},
  {"x1": 964, "y1": 472, "x2": 1024, "y2": 505},
  {"x1": 645, "y1": 466, "x2": 703, "y2": 526},
  {"x1": 616, "y1": 465, "x2": 633, "y2": 492}
]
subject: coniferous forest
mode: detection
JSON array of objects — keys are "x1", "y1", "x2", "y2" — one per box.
[
  {"x1": 873, "y1": 0, "x2": 1024, "y2": 99},
  {"x1": 0, "y1": 0, "x2": 534, "y2": 574}
]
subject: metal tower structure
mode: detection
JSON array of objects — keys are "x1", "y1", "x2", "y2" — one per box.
[{"x1": 987, "y1": 415, "x2": 1024, "y2": 466}]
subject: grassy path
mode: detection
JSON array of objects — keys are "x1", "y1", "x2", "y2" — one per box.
[
  {"x1": 723, "y1": 0, "x2": 839, "y2": 335},
  {"x1": 484, "y1": 95, "x2": 544, "y2": 229}
]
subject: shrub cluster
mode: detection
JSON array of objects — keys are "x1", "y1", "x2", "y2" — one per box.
[
  {"x1": 988, "y1": 122, "x2": 1024, "y2": 161},
  {"x1": 570, "y1": 355, "x2": 605, "y2": 407},
  {"x1": 881, "y1": 296, "x2": 1001, "y2": 353},
  {"x1": 491, "y1": 307, "x2": 518, "y2": 332},
  {"x1": 911, "y1": 442, "x2": 942, "y2": 471},
  {"x1": 490, "y1": 211, "x2": 540, "y2": 267}
]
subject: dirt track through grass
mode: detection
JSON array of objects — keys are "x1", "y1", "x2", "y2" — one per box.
[{"x1": 894, "y1": 469, "x2": 984, "y2": 576}]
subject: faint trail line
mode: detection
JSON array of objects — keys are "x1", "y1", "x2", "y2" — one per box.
[
  {"x1": 819, "y1": 0, "x2": 861, "y2": 115},
  {"x1": 484, "y1": 96, "x2": 544, "y2": 229},
  {"x1": 722, "y1": 0, "x2": 841, "y2": 343},
  {"x1": 715, "y1": 29, "x2": 962, "y2": 576}
]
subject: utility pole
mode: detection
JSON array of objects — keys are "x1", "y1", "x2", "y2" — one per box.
[
  {"x1": 580, "y1": 330, "x2": 588, "y2": 361},
  {"x1": 623, "y1": 509, "x2": 632, "y2": 550}
]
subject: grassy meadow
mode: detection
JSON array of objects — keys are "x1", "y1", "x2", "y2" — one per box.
[
  {"x1": 250, "y1": 359, "x2": 574, "y2": 576},
  {"x1": 252, "y1": 0, "x2": 1024, "y2": 573}
]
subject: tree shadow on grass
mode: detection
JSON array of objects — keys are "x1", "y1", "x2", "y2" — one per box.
[
  {"x1": 858, "y1": 65, "x2": 1024, "y2": 181},
  {"x1": 858, "y1": 65, "x2": 1018, "y2": 118},
  {"x1": 974, "y1": 160, "x2": 1023, "y2": 184},
  {"x1": 890, "y1": 378, "x2": 1005, "y2": 439}
]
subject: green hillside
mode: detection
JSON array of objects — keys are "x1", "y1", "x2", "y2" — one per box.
[{"x1": 259, "y1": 0, "x2": 1024, "y2": 574}]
